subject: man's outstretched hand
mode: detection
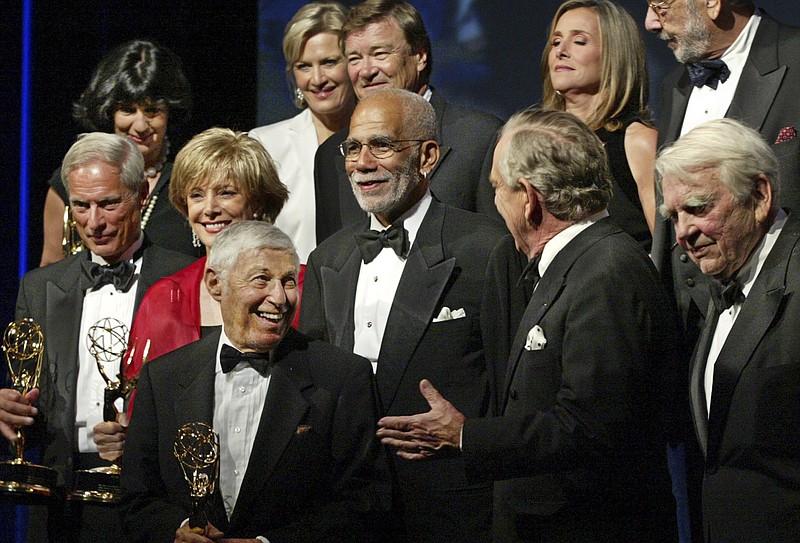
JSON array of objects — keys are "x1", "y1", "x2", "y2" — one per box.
[{"x1": 376, "y1": 379, "x2": 464, "y2": 460}]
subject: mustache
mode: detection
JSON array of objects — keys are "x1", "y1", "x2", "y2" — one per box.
[{"x1": 350, "y1": 172, "x2": 391, "y2": 184}]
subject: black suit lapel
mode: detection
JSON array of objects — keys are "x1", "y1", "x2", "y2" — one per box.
[
  {"x1": 174, "y1": 334, "x2": 218, "y2": 428},
  {"x1": 230, "y1": 331, "x2": 312, "y2": 528},
  {"x1": 726, "y1": 14, "x2": 785, "y2": 136},
  {"x1": 705, "y1": 216, "x2": 800, "y2": 466},
  {"x1": 689, "y1": 298, "x2": 717, "y2": 459},
  {"x1": 321, "y1": 234, "x2": 364, "y2": 353},
  {"x1": 662, "y1": 72, "x2": 692, "y2": 146},
  {"x1": 43, "y1": 255, "x2": 86, "y2": 468},
  {"x1": 377, "y1": 200, "x2": 455, "y2": 412}
]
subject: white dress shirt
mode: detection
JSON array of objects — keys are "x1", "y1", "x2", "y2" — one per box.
[
  {"x1": 213, "y1": 329, "x2": 272, "y2": 519},
  {"x1": 704, "y1": 209, "x2": 787, "y2": 414},
  {"x1": 534, "y1": 210, "x2": 610, "y2": 287},
  {"x1": 75, "y1": 235, "x2": 143, "y2": 453},
  {"x1": 353, "y1": 191, "x2": 432, "y2": 373},
  {"x1": 680, "y1": 12, "x2": 761, "y2": 136}
]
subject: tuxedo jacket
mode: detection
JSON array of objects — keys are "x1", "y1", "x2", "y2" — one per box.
[
  {"x1": 313, "y1": 90, "x2": 503, "y2": 243},
  {"x1": 688, "y1": 212, "x2": 800, "y2": 542},
  {"x1": 120, "y1": 328, "x2": 378, "y2": 542},
  {"x1": 652, "y1": 13, "x2": 800, "y2": 355},
  {"x1": 14, "y1": 241, "x2": 195, "y2": 488},
  {"x1": 462, "y1": 219, "x2": 679, "y2": 543},
  {"x1": 300, "y1": 198, "x2": 506, "y2": 542}
]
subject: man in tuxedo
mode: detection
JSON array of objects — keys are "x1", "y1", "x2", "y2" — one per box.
[
  {"x1": 377, "y1": 108, "x2": 679, "y2": 543},
  {"x1": 656, "y1": 118, "x2": 800, "y2": 542},
  {"x1": 120, "y1": 221, "x2": 377, "y2": 542},
  {"x1": 648, "y1": 0, "x2": 800, "y2": 353},
  {"x1": 645, "y1": 3, "x2": 800, "y2": 537},
  {"x1": 313, "y1": 0, "x2": 503, "y2": 243},
  {"x1": 301, "y1": 88, "x2": 506, "y2": 542},
  {"x1": 0, "y1": 132, "x2": 195, "y2": 542}
]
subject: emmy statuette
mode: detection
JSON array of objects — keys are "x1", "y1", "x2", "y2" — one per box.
[
  {"x1": 0, "y1": 318, "x2": 58, "y2": 500},
  {"x1": 174, "y1": 422, "x2": 220, "y2": 533},
  {"x1": 70, "y1": 317, "x2": 145, "y2": 504}
]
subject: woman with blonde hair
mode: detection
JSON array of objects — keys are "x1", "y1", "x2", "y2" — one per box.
[
  {"x1": 542, "y1": 0, "x2": 656, "y2": 250},
  {"x1": 250, "y1": 2, "x2": 354, "y2": 265},
  {"x1": 124, "y1": 127, "x2": 288, "y2": 376}
]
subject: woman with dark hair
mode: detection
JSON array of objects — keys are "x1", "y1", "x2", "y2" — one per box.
[
  {"x1": 542, "y1": 0, "x2": 656, "y2": 251},
  {"x1": 40, "y1": 39, "x2": 197, "y2": 265}
]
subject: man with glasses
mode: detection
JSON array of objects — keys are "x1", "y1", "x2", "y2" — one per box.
[
  {"x1": 645, "y1": 1, "x2": 800, "y2": 540},
  {"x1": 313, "y1": 0, "x2": 503, "y2": 244},
  {"x1": 301, "y1": 88, "x2": 506, "y2": 542}
]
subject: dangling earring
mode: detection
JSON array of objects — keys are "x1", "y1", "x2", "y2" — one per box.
[
  {"x1": 295, "y1": 87, "x2": 306, "y2": 106},
  {"x1": 192, "y1": 231, "x2": 201, "y2": 248}
]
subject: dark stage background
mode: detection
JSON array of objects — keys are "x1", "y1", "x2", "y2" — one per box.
[{"x1": 1, "y1": 1, "x2": 800, "y2": 540}]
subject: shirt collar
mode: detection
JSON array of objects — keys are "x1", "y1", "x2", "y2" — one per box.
[
  {"x1": 719, "y1": 11, "x2": 761, "y2": 75},
  {"x1": 537, "y1": 209, "x2": 609, "y2": 279}
]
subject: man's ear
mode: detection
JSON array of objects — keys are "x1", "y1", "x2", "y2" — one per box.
[
  {"x1": 415, "y1": 48, "x2": 429, "y2": 76},
  {"x1": 518, "y1": 179, "x2": 541, "y2": 224},
  {"x1": 705, "y1": 0, "x2": 722, "y2": 21},
  {"x1": 419, "y1": 140, "x2": 439, "y2": 176},
  {"x1": 204, "y1": 267, "x2": 223, "y2": 302},
  {"x1": 752, "y1": 173, "x2": 773, "y2": 224}
]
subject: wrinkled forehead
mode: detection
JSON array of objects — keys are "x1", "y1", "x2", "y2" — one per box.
[{"x1": 350, "y1": 99, "x2": 405, "y2": 139}]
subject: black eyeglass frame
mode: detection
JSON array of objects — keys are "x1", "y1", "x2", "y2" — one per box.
[{"x1": 339, "y1": 138, "x2": 428, "y2": 160}]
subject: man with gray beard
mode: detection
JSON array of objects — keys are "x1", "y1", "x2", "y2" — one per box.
[
  {"x1": 300, "y1": 88, "x2": 506, "y2": 542},
  {"x1": 645, "y1": 1, "x2": 800, "y2": 540}
]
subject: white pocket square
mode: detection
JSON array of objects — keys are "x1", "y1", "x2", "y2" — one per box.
[
  {"x1": 524, "y1": 325, "x2": 547, "y2": 351},
  {"x1": 432, "y1": 306, "x2": 466, "y2": 322}
]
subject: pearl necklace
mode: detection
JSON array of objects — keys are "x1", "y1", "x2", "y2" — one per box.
[{"x1": 141, "y1": 193, "x2": 157, "y2": 231}]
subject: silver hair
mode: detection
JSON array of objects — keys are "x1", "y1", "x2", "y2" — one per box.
[
  {"x1": 207, "y1": 221, "x2": 300, "y2": 280},
  {"x1": 655, "y1": 118, "x2": 780, "y2": 214},
  {"x1": 498, "y1": 108, "x2": 612, "y2": 222},
  {"x1": 60, "y1": 132, "x2": 145, "y2": 197},
  {"x1": 359, "y1": 88, "x2": 437, "y2": 140}
]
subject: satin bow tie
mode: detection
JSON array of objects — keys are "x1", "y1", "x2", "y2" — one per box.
[
  {"x1": 354, "y1": 223, "x2": 409, "y2": 264},
  {"x1": 220, "y1": 344, "x2": 271, "y2": 375},
  {"x1": 687, "y1": 59, "x2": 731, "y2": 90},
  {"x1": 712, "y1": 278, "x2": 745, "y2": 311},
  {"x1": 81, "y1": 259, "x2": 136, "y2": 292}
]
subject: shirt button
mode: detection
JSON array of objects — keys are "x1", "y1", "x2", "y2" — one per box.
[
  {"x1": 238, "y1": 386, "x2": 246, "y2": 393},
  {"x1": 367, "y1": 321, "x2": 373, "y2": 328},
  {"x1": 234, "y1": 469, "x2": 240, "y2": 476},
  {"x1": 373, "y1": 276, "x2": 378, "y2": 282},
  {"x1": 234, "y1": 427, "x2": 241, "y2": 433},
  {"x1": 679, "y1": 253, "x2": 688, "y2": 263},
  {"x1": 686, "y1": 278, "x2": 695, "y2": 287}
]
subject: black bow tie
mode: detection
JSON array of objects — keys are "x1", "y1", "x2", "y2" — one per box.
[
  {"x1": 81, "y1": 259, "x2": 136, "y2": 292},
  {"x1": 687, "y1": 59, "x2": 731, "y2": 90},
  {"x1": 354, "y1": 223, "x2": 409, "y2": 264},
  {"x1": 712, "y1": 278, "x2": 745, "y2": 311},
  {"x1": 220, "y1": 344, "x2": 271, "y2": 375}
]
